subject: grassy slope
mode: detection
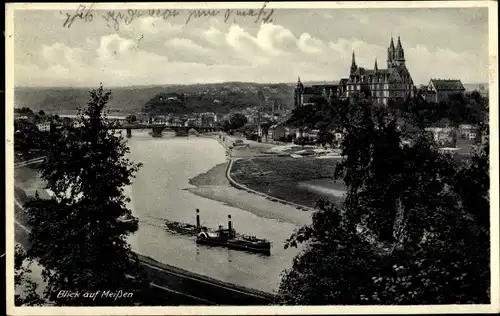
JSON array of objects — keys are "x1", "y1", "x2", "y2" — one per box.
[{"x1": 231, "y1": 156, "x2": 345, "y2": 208}]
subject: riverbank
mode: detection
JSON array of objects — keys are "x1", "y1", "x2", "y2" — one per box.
[
  {"x1": 230, "y1": 156, "x2": 346, "y2": 208},
  {"x1": 13, "y1": 159, "x2": 277, "y2": 306},
  {"x1": 188, "y1": 134, "x2": 346, "y2": 213},
  {"x1": 186, "y1": 159, "x2": 311, "y2": 226}
]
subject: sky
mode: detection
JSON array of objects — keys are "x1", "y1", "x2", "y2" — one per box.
[{"x1": 12, "y1": 4, "x2": 490, "y2": 87}]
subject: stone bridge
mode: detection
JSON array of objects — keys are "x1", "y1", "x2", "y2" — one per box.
[{"x1": 111, "y1": 124, "x2": 221, "y2": 138}]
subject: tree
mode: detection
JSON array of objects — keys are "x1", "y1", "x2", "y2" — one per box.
[
  {"x1": 38, "y1": 110, "x2": 46, "y2": 116},
  {"x1": 14, "y1": 119, "x2": 45, "y2": 153},
  {"x1": 15, "y1": 107, "x2": 34, "y2": 115},
  {"x1": 316, "y1": 131, "x2": 334, "y2": 147},
  {"x1": 369, "y1": 137, "x2": 490, "y2": 304},
  {"x1": 278, "y1": 201, "x2": 379, "y2": 305},
  {"x1": 15, "y1": 245, "x2": 45, "y2": 306},
  {"x1": 228, "y1": 113, "x2": 248, "y2": 130},
  {"x1": 287, "y1": 97, "x2": 347, "y2": 132},
  {"x1": 23, "y1": 85, "x2": 151, "y2": 306},
  {"x1": 278, "y1": 99, "x2": 490, "y2": 304}
]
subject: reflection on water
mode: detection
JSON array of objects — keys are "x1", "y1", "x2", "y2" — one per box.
[
  {"x1": 15, "y1": 131, "x2": 304, "y2": 293},
  {"x1": 126, "y1": 131, "x2": 303, "y2": 293}
]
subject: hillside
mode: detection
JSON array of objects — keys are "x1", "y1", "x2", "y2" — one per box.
[
  {"x1": 14, "y1": 82, "x2": 295, "y2": 115},
  {"x1": 14, "y1": 81, "x2": 486, "y2": 115}
]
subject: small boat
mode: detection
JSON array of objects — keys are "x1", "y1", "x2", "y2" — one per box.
[
  {"x1": 118, "y1": 214, "x2": 139, "y2": 230},
  {"x1": 196, "y1": 227, "x2": 271, "y2": 256},
  {"x1": 164, "y1": 220, "x2": 205, "y2": 236}
]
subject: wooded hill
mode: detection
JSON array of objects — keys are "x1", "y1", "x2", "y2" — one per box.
[{"x1": 15, "y1": 82, "x2": 295, "y2": 115}]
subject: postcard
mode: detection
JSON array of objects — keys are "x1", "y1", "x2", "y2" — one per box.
[{"x1": 4, "y1": 1, "x2": 499, "y2": 315}]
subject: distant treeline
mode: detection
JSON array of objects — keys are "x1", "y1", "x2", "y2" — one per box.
[{"x1": 15, "y1": 82, "x2": 295, "y2": 115}]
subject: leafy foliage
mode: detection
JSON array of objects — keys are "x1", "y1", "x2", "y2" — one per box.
[
  {"x1": 142, "y1": 93, "x2": 188, "y2": 115},
  {"x1": 23, "y1": 85, "x2": 151, "y2": 306},
  {"x1": 220, "y1": 113, "x2": 248, "y2": 131},
  {"x1": 279, "y1": 200, "x2": 379, "y2": 305},
  {"x1": 390, "y1": 92, "x2": 489, "y2": 128},
  {"x1": 140, "y1": 84, "x2": 293, "y2": 115},
  {"x1": 15, "y1": 245, "x2": 45, "y2": 306},
  {"x1": 228, "y1": 113, "x2": 248, "y2": 129},
  {"x1": 287, "y1": 97, "x2": 348, "y2": 132},
  {"x1": 14, "y1": 119, "x2": 48, "y2": 154},
  {"x1": 14, "y1": 107, "x2": 35, "y2": 114},
  {"x1": 278, "y1": 99, "x2": 490, "y2": 304}
]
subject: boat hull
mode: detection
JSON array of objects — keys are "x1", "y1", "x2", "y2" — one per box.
[
  {"x1": 164, "y1": 221, "x2": 203, "y2": 236},
  {"x1": 196, "y1": 238, "x2": 271, "y2": 256}
]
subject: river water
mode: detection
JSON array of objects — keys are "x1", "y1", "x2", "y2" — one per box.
[{"x1": 16, "y1": 131, "x2": 306, "y2": 293}]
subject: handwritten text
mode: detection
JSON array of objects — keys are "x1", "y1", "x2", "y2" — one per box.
[
  {"x1": 61, "y1": 3, "x2": 95, "y2": 28},
  {"x1": 60, "y1": 2, "x2": 276, "y2": 30},
  {"x1": 102, "y1": 9, "x2": 143, "y2": 31}
]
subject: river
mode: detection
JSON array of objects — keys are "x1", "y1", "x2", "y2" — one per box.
[{"x1": 15, "y1": 131, "x2": 309, "y2": 294}]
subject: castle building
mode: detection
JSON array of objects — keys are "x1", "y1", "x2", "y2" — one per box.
[
  {"x1": 294, "y1": 77, "x2": 339, "y2": 108},
  {"x1": 342, "y1": 36, "x2": 416, "y2": 105},
  {"x1": 423, "y1": 78, "x2": 466, "y2": 103}
]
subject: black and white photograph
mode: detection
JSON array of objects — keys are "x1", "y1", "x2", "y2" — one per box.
[{"x1": 5, "y1": 1, "x2": 499, "y2": 314}]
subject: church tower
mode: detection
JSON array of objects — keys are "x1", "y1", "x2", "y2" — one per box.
[
  {"x1": 350, "y1": 51, "x2": 358, "y2": 74},
  {"x1": 387, "y1": 36, "x2": 396, "y2": 68},
  {"x1": 294, "y1": 76, "x2": 305, "y2": 108},
  {"x1": 374, "y1": 58, "x2": 378, "y2": 72},
  {"x1": 394, "y1": 36, "x2": 406, "y2": 67}
]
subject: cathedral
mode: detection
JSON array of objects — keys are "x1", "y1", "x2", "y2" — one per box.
[
  {"x1": 344, "y1": 36, "x2": 416, "y2": 105},
  {"x1": 294, "y1": 36, "x2": 416, "y2": 108}
]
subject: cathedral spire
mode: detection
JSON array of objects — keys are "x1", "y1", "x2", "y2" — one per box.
[
  {"x1": 374, "y1": 58, "x2": 378, "y2": 71},
  {"x1": 395, "y1": 35, "x2": 405, "y2": 63},
  {"x1": 387, "y1": 35, "x2": 396, "y2": 68},
  {"x1": 350, "y1": 51, "x2": 357, "y2": 73}
]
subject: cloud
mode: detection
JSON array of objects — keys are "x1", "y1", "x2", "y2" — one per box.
[
  {"x1": 202, "y1": 26, "x2": 224, "y2": 45},
  {"x1": 14, "y1": 13, "x2": 489, "y2": 87},
  {"x1": 40, "y1": 43, "x2": 85, "y2": 67},
  {"x1": 255, "y1": 23, "x2": 297, "y2": 55},
  {"x1": 298, "y1": 33, "x2": 325, "y2": 54}
]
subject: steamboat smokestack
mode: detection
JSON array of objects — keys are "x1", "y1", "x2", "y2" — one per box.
[
  {"x1": 228, "y1": 215, "x2": 233, "y2": 234},
  {"x1": 196, "y1": 209, "x2": 200, "y2": 229}
]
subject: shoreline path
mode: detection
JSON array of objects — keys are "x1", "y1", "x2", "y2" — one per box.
[{"x1": 190, "y1": 134, "x2": 315, "y2": 226}]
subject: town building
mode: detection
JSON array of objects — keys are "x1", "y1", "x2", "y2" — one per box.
[
  {"x1": 423, "y1": 79, "x2": 466, "y2": 103},
  {"x1": 296, "y1": 127, "x2": 311, "y2": 139},
  {"x1": 285, "y1": 127, "x2": 297, "y2": 138},
  {"x1": 294, "y1": 78, "x2": 339, "y2": 108},
  {"x1": 458, "y1": 124, "x2": 478, "y2": 141},
  {"x1": 184, "y1": 118, "x2": 201, "y2": 127},
  {"x1": 36, "y1": 122, "x2": 51, "y2": 132},
  {"x1": 343, "y1": 36, "x2": 416, "y2": 105},
  {"x1": 268, "y1": 124, "x2": 286, "y2": 141}
]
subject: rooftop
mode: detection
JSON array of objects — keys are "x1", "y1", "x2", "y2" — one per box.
[{"x1": 429, "y1": 79, "x2": 465, "y2": 91}]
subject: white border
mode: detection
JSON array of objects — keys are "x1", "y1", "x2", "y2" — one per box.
[{"x1": 4, "y1": 1, "x2": 499, "y2": 315}]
